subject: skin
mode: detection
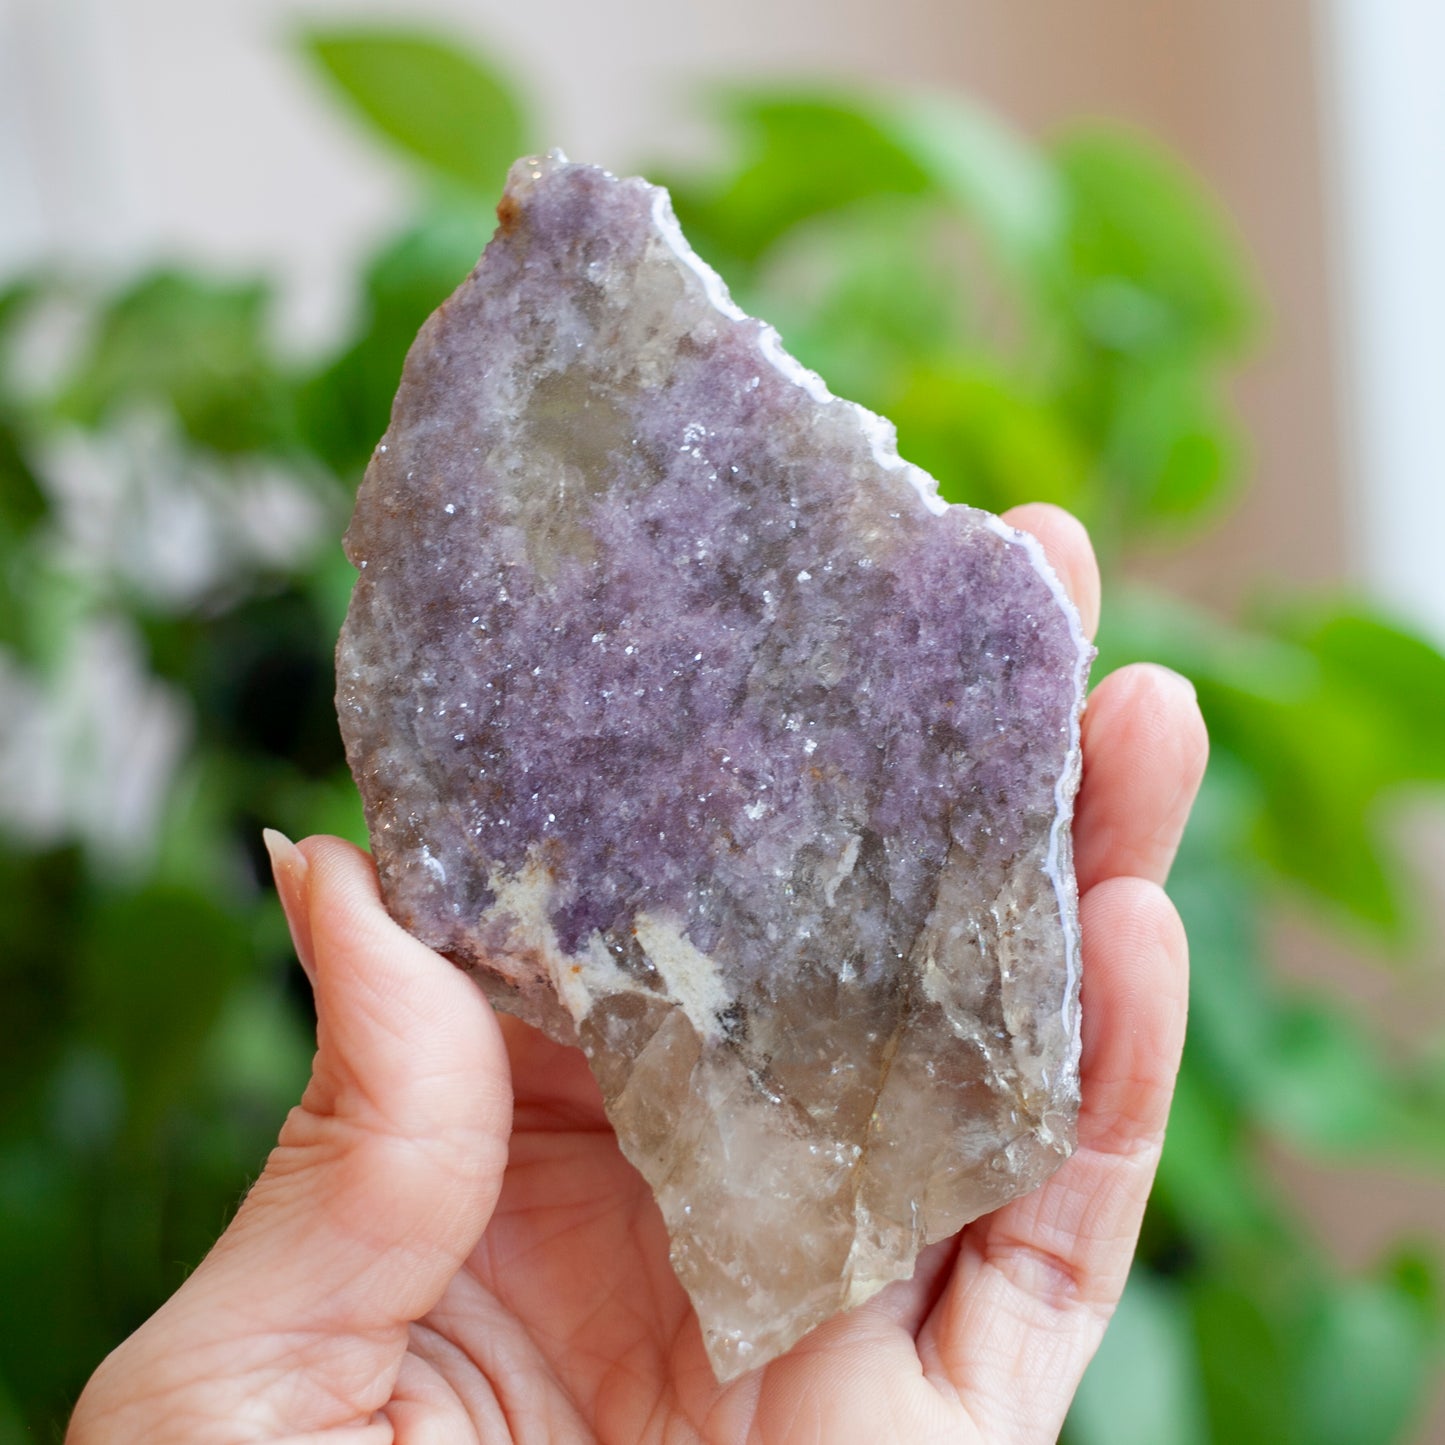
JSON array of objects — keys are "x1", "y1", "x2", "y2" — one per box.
[{"x1": 67, "y1": 504, "x2": 1209, "y2": 1445}]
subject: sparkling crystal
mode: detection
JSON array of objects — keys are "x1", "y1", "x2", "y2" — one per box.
[{"x1": 336, "y1": 152, "x2": 1093, "y2": 1380}]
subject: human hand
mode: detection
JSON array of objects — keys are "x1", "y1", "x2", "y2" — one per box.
[{"x1": 68, "y1": 504, "x2": 1207, "y2": 1445}]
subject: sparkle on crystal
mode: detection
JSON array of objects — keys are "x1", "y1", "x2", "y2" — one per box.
[{"x1": 336, "y1": 152, "x2": 1093, "y2": 1381}]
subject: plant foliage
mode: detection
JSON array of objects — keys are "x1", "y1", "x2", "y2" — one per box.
[{"x1": 0, "y1": 26, "x2": 1440, "y2": 1444}]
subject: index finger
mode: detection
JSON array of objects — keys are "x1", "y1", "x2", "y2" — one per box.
[{"x1": 1001, "y1": 502, "x2": 1101, "y2": 641}]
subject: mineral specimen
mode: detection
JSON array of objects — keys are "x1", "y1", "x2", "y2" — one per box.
[{"x1": 336, "y1": 152, "x2": 1093, "y2": 1380}]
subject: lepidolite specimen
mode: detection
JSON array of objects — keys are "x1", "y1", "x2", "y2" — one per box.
[{"x1": 337, "y1": 153, "x2": 1093, "y2": 1380}]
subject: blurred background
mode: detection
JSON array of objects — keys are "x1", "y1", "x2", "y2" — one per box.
[{"x1": 1, "y1": 1, "x2": 1443, "y2": 1441}]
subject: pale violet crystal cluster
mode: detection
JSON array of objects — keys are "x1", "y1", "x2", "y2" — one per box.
[{"x1": 336, "y1": 152, "x2": 1093, "y2": 1380}]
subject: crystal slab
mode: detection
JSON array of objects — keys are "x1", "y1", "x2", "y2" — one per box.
[{"x1": 336, "y1": 152, "x2": 1092, "y2": 1380}]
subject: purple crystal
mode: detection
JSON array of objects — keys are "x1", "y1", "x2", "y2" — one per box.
[{"x1": 336, "y1": 153, "x2": 1092, "y2": 1379}]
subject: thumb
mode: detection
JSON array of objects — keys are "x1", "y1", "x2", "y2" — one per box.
[
  {"x1": 205, "y1": 833, "x2": 512, "y2": 1331},
  {"x1": 72, "y1": 835, "x2": 511, "y2": 1442}
]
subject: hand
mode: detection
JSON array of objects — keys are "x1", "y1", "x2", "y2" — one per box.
[{"x1": 67, "y1": 504, "x2": 1208, "y2": 1445}]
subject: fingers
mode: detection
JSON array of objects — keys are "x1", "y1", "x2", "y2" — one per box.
[
  {"x1": 1001, "y1": 502, "x2": 1101, "y2": 641},
  {"x1": 918, "y1": 878, "x2": 1190, "y2": 1440},
  {"x1": 1073, "y1": 878, "x2": 1191, "y2": 1156},
  {"x1": 296, "y1": 835, "x2": 511, "y2": 1147},
  {"x1": 999, "y1": 505, "x2": 1205, "y2": 894},
  {"x1": 907, "y1": 515, "x2": 1203, "y2": 1436},
  {"x1": 213, "y1": 836, "x2": 512, "y2": 1326},
  {"x1": 1001, "y1": 506, "x2": 1207, "y2": 889},
  {"x1": 77, "y1": 837, "x2": 514, "y2": 1441},
  {"x1": 1075, "y1": 663, "x2": 1209, "y2": 894},
  {"x1": 265, "y1": 827, "x2": 316, "y2": 982}
]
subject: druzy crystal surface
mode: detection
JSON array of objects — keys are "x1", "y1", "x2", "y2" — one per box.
[{"x1": 337, "y1": 153, "x2": 1092, "y2": 1380}]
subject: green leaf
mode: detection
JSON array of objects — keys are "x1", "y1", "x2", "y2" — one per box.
[
  {"x1": 76, "y1": 886, "x2": 251, "y2": 1135},
  {"x1": 671, "y1": 87, "x2": 1067, "y2": 299},
  {"x1": 1093, "y1": 585, "x2": 1308, "y2": 695},
  {"x1": 1269, "y1": 603, "x2": 1445, "y2": 784},
  {"x1": 0, "y1": 844, "x2": 86, "y2": 1089},
  {"x1": 1167, "y1": 759, "x2": 1445, "y2": 1168},
  {"x1": 0, "y1": 1141, "x2": 112, "y2": 1440},
  {"x1": 1045, "y1": 130, "x2": 1256, "y2": 543},
  {"x1": 1258, "y1": 1000, "x2": 1445, "y2": 1161},
  {"x1": 0, "y1": 279, "x2": 48, "y2": 528},
  {"x1": 0, "y1": 409, "x2": 49, "y2": 657},
  {"x1": 1297, "y1": 1265, "x2": 1442, "y2": 1445},
  {"x1": 1235, "y1": 602, "x2": 1445, "y2": 937},
  {"x1": 140, "y1": 582, "x2": 343, "y2": 781},
  {"x1": 1191, "y1": 1279, "x2": 1304, "y2": 1445},
  {"x1": 301, "y1": 28, "x2": 526, "y2": 198},
  {"x1": 883, "y1": 92, "x2": 1066, "y2": 282},
  {"x1": 745, "y1": 196, "x2": 964, "y2": 405},
  {"x1": 1387, "y1": 1246, "x2": 1445, "y2": 1328},
  {"x1": 300, "y1": 203, "x2": 494, "y2": 478},
  {"x1": 0, "y1": 1378, "x2": 27, "y2": 1445},
  {"x1": 1102, "y1": 362, "x2": 1243, "y2": 531},
  {"x1": 56, "y1": 272, "x2": 297, "y2": 456},
  {"x1": 1154, "y1": 1054, "x2": 1284, "y2": 1250},
  {"x1": 1166, "y1": 762, "x2": 1278, "y2": 1093},
  {"x1": 1210, "y1": 686, "x2": 1402, "y2": 939},
  {"x1": 0, "y1": 276, "x2": 40, "y2": 340},
  {"x1": 1099, "y1": 589, "x2": 1430, "y2": 937},
  {"x1": 0, "y1": 412, "x2": 45, "y2": 536},
  {"x1": 204, "y1": 982, "x2": 312, "y2": 1112},
  {"x1": 1056, "y1": 127, "x2": 1255, "y2": 359},
  {"x1": 668, "y1": 92, "x2": 933, "y2": 269},
  {"x1": 887, "y1": 360, "x2": 1089, "y2": 515},
  {"x1": 1067, "y1": 1270, "x2": 1210, "y2": 1445}
]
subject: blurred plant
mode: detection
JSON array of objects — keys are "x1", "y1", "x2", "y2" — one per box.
[{"x1": 1, "y1": 25, "x2": 1442, "y2": 1444}]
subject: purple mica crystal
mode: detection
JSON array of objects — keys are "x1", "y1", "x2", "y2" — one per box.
[{"x1": 336, "y1": 152, "x2": 1093, "y2": 1380}]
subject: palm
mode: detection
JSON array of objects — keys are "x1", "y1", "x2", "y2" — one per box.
[
  {"x1": 446, "y1": 1024, "x2": 712, "y2": 1433},
  {"x1": 397, "y1": 882, "x2": 1178, "y2": 1445},
  {"x1": 69, "y1": 506, "x2": 1206, "y2": 1445},
  {"x1": 408, "y1": 1018, "x2": 989, "y2": 1444}
]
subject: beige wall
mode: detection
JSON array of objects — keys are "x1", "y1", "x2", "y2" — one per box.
[
  {"x1": 934, "y1": 0, "x2": 1348, "y2": 609},
  {"x1": 0, "y1": 0, "x2": 1349, "y2": 605}
]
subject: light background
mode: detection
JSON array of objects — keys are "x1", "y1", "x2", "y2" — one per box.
[
  {"x1": 2, "y1": 0, "x2": 1442, "y2": 1432},
  {"x1": 5, "y1": 0, "x2": 1442, "y2": 638}
]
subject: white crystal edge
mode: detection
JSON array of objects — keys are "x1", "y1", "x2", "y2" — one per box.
[
  {"x1": 646, "y1": 182, "x2": 948, "y2": 519},
  {"x1": 983, "y1": 513, "x2": 1092, "y2": 1061}
]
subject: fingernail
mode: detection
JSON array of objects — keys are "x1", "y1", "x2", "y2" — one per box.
[{"x1": 263, "y1": 828, "x2": 316, "y2": 984}]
